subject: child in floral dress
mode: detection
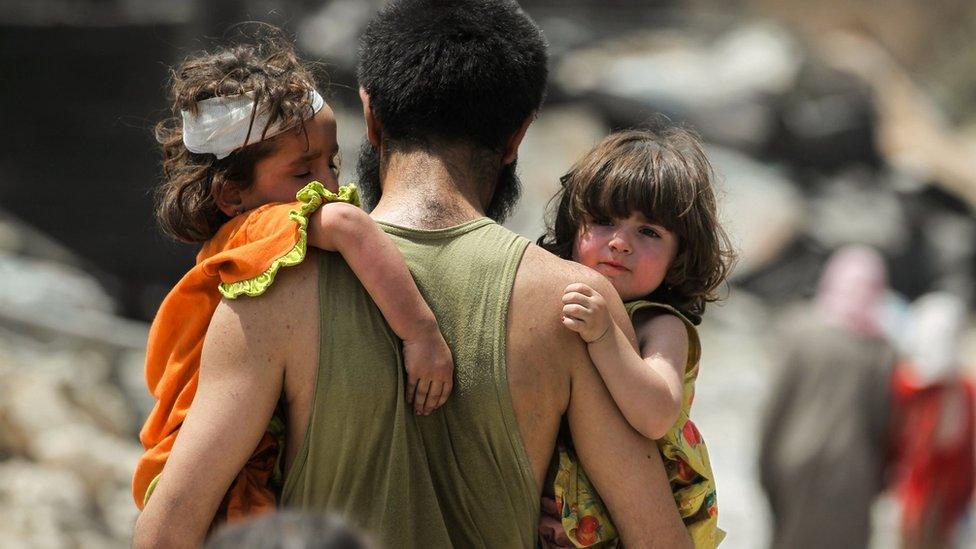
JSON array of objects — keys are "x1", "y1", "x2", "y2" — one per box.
[{"x1": 537, "y1": 127, "x2": 735, "y2": 548}]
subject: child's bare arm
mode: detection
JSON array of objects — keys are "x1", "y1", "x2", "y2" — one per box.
[
  {"x1": 561, "y1": 283, "x2": 685, "y2": 439},
  {"x1": 309, "y1": 202, "x2": 454, "y2": 415}
]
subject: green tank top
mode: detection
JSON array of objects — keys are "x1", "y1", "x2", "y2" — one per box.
[{"x1": 281, "y1": 218, "x2": 537, "y2": 548}]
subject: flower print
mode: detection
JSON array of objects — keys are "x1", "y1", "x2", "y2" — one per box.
[
  {"x1": 675, "y1": 457, "x2": 698, "y2": 483},
  {"x1": 575, "y1": 515, "x2": 601, "y2": 545},
  {"x1": 682, "y1": 421, "x2": 703, "y2": 446}
]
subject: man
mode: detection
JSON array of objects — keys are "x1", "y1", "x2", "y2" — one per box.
[{"x1": 134, "y1": 1, "x2": 690, "y2": 547}]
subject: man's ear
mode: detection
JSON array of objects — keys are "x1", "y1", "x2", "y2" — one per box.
[
  {"x1": 359, "y1": 87, "x2": 382, "y2": 148},
  {"x1": 501, "y1": 113, "x2": 535, "y2": 165},
  {"x1": 213, "y1": 180, "x2": 246, "y2": 217}
]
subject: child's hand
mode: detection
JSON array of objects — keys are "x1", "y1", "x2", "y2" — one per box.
[
  {"x1": 402, "y1": 327, "x2": 455, "y2": 415},
  {"x1": 561, "y1": 283, "x2": 613, "y2": 344}
]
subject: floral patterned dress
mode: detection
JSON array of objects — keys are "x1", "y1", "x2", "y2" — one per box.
[{"x1": 551, "y1": 301, "x2": 724, "y2": 548}]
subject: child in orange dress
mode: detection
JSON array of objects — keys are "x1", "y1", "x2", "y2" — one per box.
[
  {"x1": 133, "y1": 34, "x2": 454, "y2": 524},
  {"x1": 537, "y1": 127, "x2": 735, "y2": 548}
]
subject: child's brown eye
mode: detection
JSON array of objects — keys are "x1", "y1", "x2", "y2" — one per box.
[{"x1": 640, "y1": 227, "x2": 660, "y2": 238}]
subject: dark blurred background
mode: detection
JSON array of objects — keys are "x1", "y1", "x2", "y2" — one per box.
[{"x1": 1, "y1": 1, "x2": 974, "y2": 547}]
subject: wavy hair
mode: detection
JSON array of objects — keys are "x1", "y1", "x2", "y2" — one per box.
[
  {"x1": 154, "y1": 28, "x2": 320, "y2": 243},
  {"x1": 538, "y1": 127, "x2": 737, "y2": 319}
]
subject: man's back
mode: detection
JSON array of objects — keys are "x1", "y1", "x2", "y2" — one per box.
[
  {"x1": 276, "y1": 218, "x2": 688, "y2": 547},
  {"x1": 282, "y1": 219, "x2": 538, "y2": 547}
]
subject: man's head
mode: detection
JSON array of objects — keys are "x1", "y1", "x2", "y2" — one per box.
[{"x1": 356, "y1": 0, "x2": 548, "y2": 219}]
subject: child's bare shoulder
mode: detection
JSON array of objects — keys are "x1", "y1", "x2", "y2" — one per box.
[{"x1": 634, "y1": 310, "x2": 688, "y2": 343}]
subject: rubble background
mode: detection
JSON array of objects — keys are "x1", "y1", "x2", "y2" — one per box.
[{"x1": 1, "y1": 0, "x2": 975, "y2": 546}]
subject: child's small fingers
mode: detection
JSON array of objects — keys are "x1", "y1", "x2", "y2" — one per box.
[
  {"x1": 564, "y1": 283, "x2": 593, "y2": 296},
  {"x1": 561, "y1": 292, "x2": 590, "y2": 306},
  {"x1": 562, "y1": 316, "x2": 584, "y2": 332},
  {"x1": 562, "y1": 303, "x2": 589, "y2": 318}
]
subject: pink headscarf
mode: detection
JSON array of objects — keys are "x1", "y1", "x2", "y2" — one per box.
[{"x1": 816, "y1": 245, "x2": 888, "y2": 337}]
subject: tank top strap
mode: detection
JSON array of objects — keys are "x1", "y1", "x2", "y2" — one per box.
[
  {"x1": 282, "y1": 216, "x2": 538, "y2": 548},
  {"x1": 626, "y1": 300, "x2": 702, "y2": 377}
]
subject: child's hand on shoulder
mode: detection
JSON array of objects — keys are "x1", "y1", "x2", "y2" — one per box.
[
  {"x1": 402, "y1": 325, "x2": 455, "y2": 416},
  {"x1": 561, "y1": 283, "x2": 613, "y2": 344}
]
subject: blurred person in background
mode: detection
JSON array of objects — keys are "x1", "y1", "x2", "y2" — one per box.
[
  {"x1": 758, "y1": 245, "x2": 897, "y2": 549},
  {"x1": 890, "y1": 292, "x2": 975, "y2": 549},
  {"x1": 205, "y1": 511, "x2": 372, "y2": 549}
]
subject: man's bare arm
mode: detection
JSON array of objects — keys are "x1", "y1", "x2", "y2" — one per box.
[
  {"x1": 564, "y1": 271, "x2": 692, "y2": 548},
  {"x1": 509, "y1": 247, "x2": 690, "y2": 547},
  {"x1": 133, "y1": 293, "x2": 287, "y2": 548}
]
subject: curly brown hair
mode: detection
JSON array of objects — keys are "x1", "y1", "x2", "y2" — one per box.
[
  {"x1": 537, "y1": 127, "x2": 737, "y2": 320},
  {"x1": 154, "y1": 29, "x2": 321, "y2": 243}
]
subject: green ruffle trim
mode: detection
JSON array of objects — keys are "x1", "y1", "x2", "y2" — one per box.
[
  {"x1": 218, "y1": 181, "x2": 360, "y2": 299},
  {"x1": 143, "y1": 473, "x2": 161, "y2": 507}
]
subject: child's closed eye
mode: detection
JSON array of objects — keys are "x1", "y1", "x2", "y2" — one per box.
[
  {"x1": 294, "y1": 171, "x2": 311, "y2": 179},
  {"x1": 330, "y1": 152, "x2": 342, "y2": 176}
]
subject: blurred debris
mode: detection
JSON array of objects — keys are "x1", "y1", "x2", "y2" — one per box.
[
  {"x1": 709, "y1": 146, "x2": 804, "y2": 279},
  {"x1": 765, "y1": 59, "x2": 879, "y2": 172},
  {"x1": 805, "y1": 167, "x2": 909, "y2": 252},
  {"x1": 0, "y1": 211, "x2": 148, "y2": 350},
  {"x1": 0, "y1": 210, "x2": 147, "y2": 546},
  {"x1": 298, "y1": 0, "x2": 383, "y2": 70},
  {"x1": 0, "y1": 0, "x2": 194, "y2": 26},
  {"x1": 556, "y1": 23, "x2": 802, "y2": 151},
  {"x1": 819, "y1": 31, "x2": 976, "y2": 211},
  {"x1": 510, "y1": 104, "x2": 609, "y2": 240}
]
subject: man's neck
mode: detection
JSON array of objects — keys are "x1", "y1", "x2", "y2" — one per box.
[{"x1": 369, "y1": 148, "x2": 496, "y2": 229}]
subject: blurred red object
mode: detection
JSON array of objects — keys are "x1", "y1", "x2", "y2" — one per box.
[{"x1": 890, "y1": 364, "x2": 975, "y2": 547}]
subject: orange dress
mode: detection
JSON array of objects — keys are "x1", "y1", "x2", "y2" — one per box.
[{"x1": 132, "y1": 182, "x2": 358, "y2": 523}]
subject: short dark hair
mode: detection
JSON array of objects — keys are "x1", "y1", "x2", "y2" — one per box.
[
  {"x1": 357, "y1": 0, "x2": 548, "y2": 152},
  {"x1": 538, "y1": 127, "x2": 737, "y2": 320}
]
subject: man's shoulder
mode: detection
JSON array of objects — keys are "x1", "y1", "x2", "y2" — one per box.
[
  {"x1": 219, "y1": 249, "x2": 322, "y2": 324},
  {"x1": 509, "y1": 244, "x2": 614, "y2": 349},
  {"x1": 517, "y1": 244, "x2": 615, "y2": 296},
  {"x1": 210, "y1": 250, "x2": 323, "y2": 376}
]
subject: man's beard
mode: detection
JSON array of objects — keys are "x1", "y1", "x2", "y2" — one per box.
[
  {"x1": 356, "y1": 139, "x2": 522, "y2": 223},
  {"x1": 355, "y1": 140, "x2": 383, "y2": 213}
]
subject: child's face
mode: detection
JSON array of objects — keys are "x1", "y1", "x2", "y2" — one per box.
[
  {"x1": 241, "y1": 105, "x2": 341, "y2": 209},
  {"x1": 572, "y1": 212, "x2": 679, "y2": 301}
]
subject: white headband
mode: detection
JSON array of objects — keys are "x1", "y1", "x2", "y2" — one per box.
[{"x1": 181, "y1": 90, "x2": 326, "y2": 159}]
